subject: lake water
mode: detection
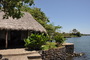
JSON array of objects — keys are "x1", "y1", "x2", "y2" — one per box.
[{"x1": 66, "y1": 36, "x2": 90, "y2": 60}]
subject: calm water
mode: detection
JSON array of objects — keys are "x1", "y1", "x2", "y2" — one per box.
[{"x1": 66, "y1": 36, "x2": 90, "y2": 60}]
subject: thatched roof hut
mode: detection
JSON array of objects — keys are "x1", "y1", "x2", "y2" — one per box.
[
  {"x1": 0, "y1": 11, "x2": 46, "y2": 33},
  {"x1": 0, "y1": 11, "x2": 47, "y2": 48}
]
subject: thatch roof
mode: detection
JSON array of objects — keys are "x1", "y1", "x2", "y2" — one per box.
[{"x1": 0, "y1": 11, "x2": 46, "y2": 33}]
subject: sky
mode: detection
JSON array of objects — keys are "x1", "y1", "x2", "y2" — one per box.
[{"x1": 34, "y1": 0, "x2": 90, "y2": 34}]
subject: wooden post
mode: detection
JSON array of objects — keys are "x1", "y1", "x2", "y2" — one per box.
[{"x1": 5, "y1": 30, "x2": 8, "y2": 48}]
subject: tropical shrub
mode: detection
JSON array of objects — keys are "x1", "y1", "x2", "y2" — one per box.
[
  {"x1": 41, "y1": 42, "x2": 57, "y2": 50},
  {"x1": 24, "y1": 33, "x2": 49, "y2": 50},
  {"x1": 54, "y1": 32, "x2": 66, "y2": 46}
]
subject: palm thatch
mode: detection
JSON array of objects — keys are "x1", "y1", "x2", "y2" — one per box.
[{"x1": 0, "y1": 11, "x2": 46, "y2": 33}]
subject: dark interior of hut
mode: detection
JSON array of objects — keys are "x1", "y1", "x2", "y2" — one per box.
[
  {"x1": 0, "y1": 30, "x2": 25, "y2": 49},
  {"x1": 9, "y1": 30, "x2": 25, "y2": 48}
]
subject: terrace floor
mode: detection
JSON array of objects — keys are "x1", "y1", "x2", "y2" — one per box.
[{"x1": 0, "y1": 48, "x2": 42, "y2": 60}]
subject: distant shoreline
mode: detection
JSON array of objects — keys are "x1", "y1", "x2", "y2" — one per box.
[{"x1": 82, "y1": 34, "x2": 90, "y2": 36}]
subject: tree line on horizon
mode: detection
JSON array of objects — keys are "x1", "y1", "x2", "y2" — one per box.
[{"x1": 62, "y1": 29, "x2": 81, "y2": 38}]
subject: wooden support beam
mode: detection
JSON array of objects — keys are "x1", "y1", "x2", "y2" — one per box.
[{"x1": 5, "y1": 30, "x2": 8, "y2": 48}]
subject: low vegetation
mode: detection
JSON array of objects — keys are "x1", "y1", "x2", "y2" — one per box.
[
  {"x1": 24, "y1": 32, "x2": 66, "y2": 50},
  {"x1": 41, "y1": 42, "x2": 57, "y2": 50},
  {"x1": 24, "y1": 33, "x2": 49, "y2": 50}
]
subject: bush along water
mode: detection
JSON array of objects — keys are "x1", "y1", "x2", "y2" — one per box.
[
  {"x1": 41, "y1": 42, "x2": 57, "y2": 50},
  {"x1": 24, "y1": 33, "x2": 49, "y2": 50},
  {"x1": 54, "y1": 32, "x2": 66, "y2": 47},
  {"x1": 24, "y1": 32, "x2": 66, "y2": 50}
]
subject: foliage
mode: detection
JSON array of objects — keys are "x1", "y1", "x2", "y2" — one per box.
[
  {"x1": 21, "y1": 6, "x2": 49, "y2": 27},
  {"x1": 71, "y1": 29, "x2": 78, "y2": 34},
  {"x1": 0, "y1": 0, "x2": 34, "y2": 19},
  {"x1": 22, "y1": 6, "x2": 65, "y2": 47},
  {"x1": 24, "y1": 33, "x2": 49, "y2": 50},
  {"x1": 45, "y1": 24, "x2": 61, "y2": 41},
  {"x1": 76, "y1": 32, "x2": 81, "y2": 37},
  {"x1": 41, "y1": 42, "x2": 57, "y2": 50},
  {"x1": 21, "y1": 6, "x2": 63, "y2": 41},
  {"x1": 71, "y1": 29, "x2": 81, "y2": 37},
  {"x1": 54, "y1": 32, "x2": 66, "y2": 45},
  {"x1": 21, "y1": 6, "x2": 61, "y2": 36},
  {"x1": 45, "y1": 24, "x2": 61, "y2": 35}
]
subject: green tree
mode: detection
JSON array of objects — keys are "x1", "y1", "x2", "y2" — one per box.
[
  {"x1": 21, "y1": 6, "x2": 49, "y2": 26},
  {"x1": 21, "y1": 6, "x2": 62, "y2": 39},
  {"x1": 72, "y1": 29, "x2": 78, "y2": 34},
  {"x1": 71, "y1": 29, "x2": 81, "y2": 37},
  {"x1": 22, "y1": 6, "x2": 65, "y2": 45},
  {"x1": 76, "y1": 32, "x2": 81, "y2": 37},
  {"x1": 0, "y1": 0, "x2": 34, "y2": 19},
  {"x1": 45, "y1": 24, "x2": 61, "y2": 40},
  {"x1": 54, "y1": 32, "x2": 66, "y2": 46}
]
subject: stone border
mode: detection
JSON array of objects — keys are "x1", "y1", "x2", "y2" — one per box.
[{"x1": 41, "y1": 46, "x2": 66, "y2": 60}]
